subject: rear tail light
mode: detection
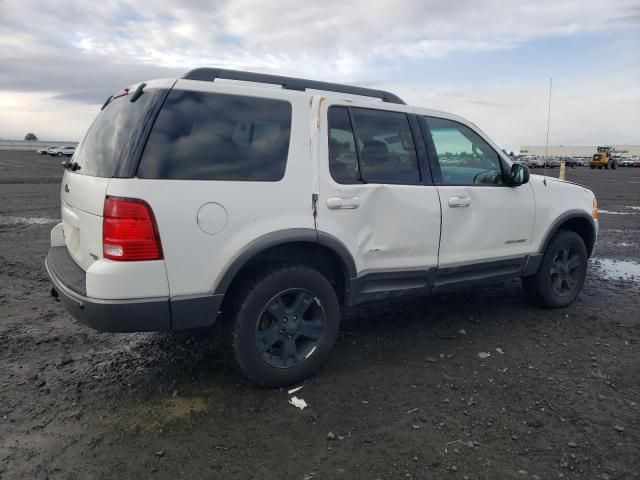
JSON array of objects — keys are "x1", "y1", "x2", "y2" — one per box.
[{"x1": 103, "y1": 196, "x2": 163, "y2": 261}]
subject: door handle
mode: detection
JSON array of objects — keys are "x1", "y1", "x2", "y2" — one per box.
[
  {"x1": 327, "y1": 196, "x2": 360, "y2": 210},
  {"x1": 448, "y1": 196, "x2": 471, "y2": 208}
]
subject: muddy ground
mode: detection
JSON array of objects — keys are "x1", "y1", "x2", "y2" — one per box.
[{"x1": 1, "y1": 151, "x2": 639, "y2": 480}]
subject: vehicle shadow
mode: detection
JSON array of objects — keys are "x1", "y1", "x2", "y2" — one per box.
[{"x1": 85, "y1": 278, "x2": 532, "y2": 397}]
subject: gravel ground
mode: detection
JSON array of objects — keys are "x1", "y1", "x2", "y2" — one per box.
[{"x1": 1, "y1": 151, "x2": 639, "y2": 480}]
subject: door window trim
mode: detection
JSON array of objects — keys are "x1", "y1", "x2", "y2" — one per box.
[
  {"x1": 326, "y1": 105, "x2": 433, "y2": 186},
  {"x1": 418, "y1": 115, "x2": 510, "y2": 187}
]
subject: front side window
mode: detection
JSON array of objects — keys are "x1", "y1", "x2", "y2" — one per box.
[
  {"x1": 137, "y1": 90, "x2": 291, "y2": 181},
  {"x1": 423, "y1": 117, "x2": 503, "y2": 185}
]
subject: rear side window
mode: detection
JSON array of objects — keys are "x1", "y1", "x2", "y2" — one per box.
[
  {"x1": 137, "y1": 90, "x2": 292, "y2": 181},
  {"x1": 352, "y1": 108, "x2": 420, "y2": 184},
  {"x1": 327, "y1": 106, "x2": 421, "y2": 184},
  {"x1": 328, "y1": 107, "x2": 360, "y2": 183}
]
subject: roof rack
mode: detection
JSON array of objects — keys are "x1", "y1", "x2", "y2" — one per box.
[{"x1": 182, "y1": 68, "x2": 406, "y2": 105}]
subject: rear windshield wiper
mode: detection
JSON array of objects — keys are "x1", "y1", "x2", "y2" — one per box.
[
  {"x1": 100, "y1": 82, "x2": 146, "y2": 110},
  {"x1": 100, "y1": 95, "x2": 113, "y2": 111}
]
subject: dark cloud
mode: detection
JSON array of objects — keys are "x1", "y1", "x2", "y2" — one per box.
[{"x1": 0, "y1": 55, "x2": 183, "y2": 103}]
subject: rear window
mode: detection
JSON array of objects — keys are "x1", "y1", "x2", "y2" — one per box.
[
  {"x1": 137, "y1": 90, "x2": 292, "y2": 181},
  {"x1": 73, "y1": 90, "x2": 163, "y2": 177}
]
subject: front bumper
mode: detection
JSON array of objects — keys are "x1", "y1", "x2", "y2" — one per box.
[{"x1": 45, "y1": 247, "x2": 222, "y2": 332}]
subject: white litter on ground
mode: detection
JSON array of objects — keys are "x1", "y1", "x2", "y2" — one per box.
[
  {"x1": 478, "y1": 352, "x2": 491, "y2": 359},
  {"x1": 288, "y1": 386, "x2": 303, "y2": 395},
  {"x1": 625, "y1": 205, "x2": 640, "y2": 211},
  {"x1": 495, "y1": 348, "x2": 505, "y2": 355},
  {"x1": 289, "y1": 396, "x2": 307, "y2": 410}
]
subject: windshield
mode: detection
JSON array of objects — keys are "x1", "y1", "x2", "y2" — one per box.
[{"x1": 72, "y1": 89, "x2": 164, "y2": 177}]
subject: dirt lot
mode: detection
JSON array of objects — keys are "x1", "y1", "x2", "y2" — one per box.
[{"x1": 1, "y1": 151, "x2": 639, "y2": 480}]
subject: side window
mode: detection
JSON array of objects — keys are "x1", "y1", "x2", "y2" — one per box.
[
  {"x1": 351, "y1": 108, "x2": 420, "y2": 184},
  {"x1": 328, "y1": 107, "x2": 360, "y2": 184},
  {"x1": 137, "y1": 90, "x2": 291, "y2": 181},
  {"x1": 423, "y1": 117, "x2": 503, "y2": 185}
]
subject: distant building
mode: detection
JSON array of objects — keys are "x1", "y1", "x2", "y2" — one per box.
[{"x1": 519, "y1": 145, "x2": 640, "y2": 159}]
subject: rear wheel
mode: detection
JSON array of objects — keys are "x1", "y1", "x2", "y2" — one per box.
[
  {"x1": 523, "y1": 230, "x2": 588, "y2": 308},
  {"x1": 222, "y1": 264, "x2": 340, "y2": 387},
  {"x1": 611, "y1": 160, "x2": 617, "y2": 170}
]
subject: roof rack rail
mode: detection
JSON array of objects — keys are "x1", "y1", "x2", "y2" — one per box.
[{"x1": 182, "y1": 68, "x2": 406, "y2": 105}]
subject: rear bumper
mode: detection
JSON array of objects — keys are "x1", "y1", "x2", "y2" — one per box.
[{"x1": 45, "y1": 247, "x2": 222, "y2": 332}]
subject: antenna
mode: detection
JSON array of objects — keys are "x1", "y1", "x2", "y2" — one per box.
[{"x1": 543, "y1": 78, "x2": 553, "y2": 185}]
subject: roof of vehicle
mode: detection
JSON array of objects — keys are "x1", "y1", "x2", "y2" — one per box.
[{"x1": 182, "y1": 68, "x2": 407, "y2": 105}]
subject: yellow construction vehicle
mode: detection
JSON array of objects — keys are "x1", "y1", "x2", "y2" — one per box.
[{"x1": 589, "y1": 146, "x2": 617, "y2": 170}]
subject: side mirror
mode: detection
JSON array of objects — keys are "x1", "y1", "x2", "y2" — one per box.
[{"x1": 509, "y1": 163, "x2": 530, "y2": 186}]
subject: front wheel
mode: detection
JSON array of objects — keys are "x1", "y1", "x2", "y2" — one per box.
[
  {"x1": 523, "y1": 230, "x2": 588, "y2": 308},
  {"x1": 222, "y1": 264, "x2": 340, "y2": 387},
  {"x1": 611, "y1": 161, "x2": 617, "y2": 170}
]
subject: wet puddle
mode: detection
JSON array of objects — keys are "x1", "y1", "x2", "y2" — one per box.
[
  {"x1": 598, "y1": 210, "x2": 636, "y2": 216},
  {"x1": 591, "y1": 258, "x2": 640, "y2": 282},
  {"x1": 160, "y1": 396, "x2": 208, "y2": 420}
]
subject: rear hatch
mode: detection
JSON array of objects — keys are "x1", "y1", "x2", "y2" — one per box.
[{"x1": 60, "y1": 81, "x2": 171, "y2": 270}]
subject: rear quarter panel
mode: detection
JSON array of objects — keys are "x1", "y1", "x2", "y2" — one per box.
[{"x1": 107, "y1": 82, "x2": 314, "y2": 297}]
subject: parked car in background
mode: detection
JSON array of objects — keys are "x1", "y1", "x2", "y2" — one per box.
[
  {"x1": 546, "y1": 159, "x2": 561, "y2": 168},
  {"x1": 527, "y1": 157, "x2": 546, "y2": 168},
  {"x1": 36, "y1": 146, "x2": 54, "y2": 155},
  {"x1": 619, "y1": 159, "x2": 634, "y2": 167},
  {"x1": 49, "y1": 146, "x2": 75, "y2": 157}
]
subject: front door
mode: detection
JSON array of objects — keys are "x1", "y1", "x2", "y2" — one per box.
[{"x1": 420, "y1": 115, "x2": 535, "y2": 269}]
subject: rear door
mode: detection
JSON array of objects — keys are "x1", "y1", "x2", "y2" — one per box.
[
  {"x1": 60, "y1": 80, "x2": 172, "y2": 270},
  {"x1": 316, "y1": 100, "x2": 441, "y2": 297}
]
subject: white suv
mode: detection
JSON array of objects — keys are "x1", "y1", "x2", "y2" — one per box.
[{"x1": 46, "y1": 68, "x2": 598, "y2": 387}]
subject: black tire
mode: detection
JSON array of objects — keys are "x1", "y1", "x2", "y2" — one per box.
[
  {"x1": 222, "y1": 264, "x2": 340, "y2": 387},
  {"x1": 56, "y1": 152, "x2": 63, "y2": 157},
  {"x1": 598, "y1": 166, "x2": 603, "y2": 169},
  {"x1": 611, "y1": 161, "x2": 617, "y2": 170},
  {"x1": 523, "y1": 230, "x2": 588, "y2": 308},
  {"x1": 590, "y1": 165, "x2": 595, "y2": 169}
]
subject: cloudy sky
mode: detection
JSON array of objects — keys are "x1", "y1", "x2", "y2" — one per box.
[{"x1": 0, "y1": 0, "x2": 638, "y2": 152}]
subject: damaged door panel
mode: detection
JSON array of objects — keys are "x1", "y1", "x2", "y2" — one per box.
[{"x1": 315, "y1": 99, "x2": 441, "y2": 277}]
